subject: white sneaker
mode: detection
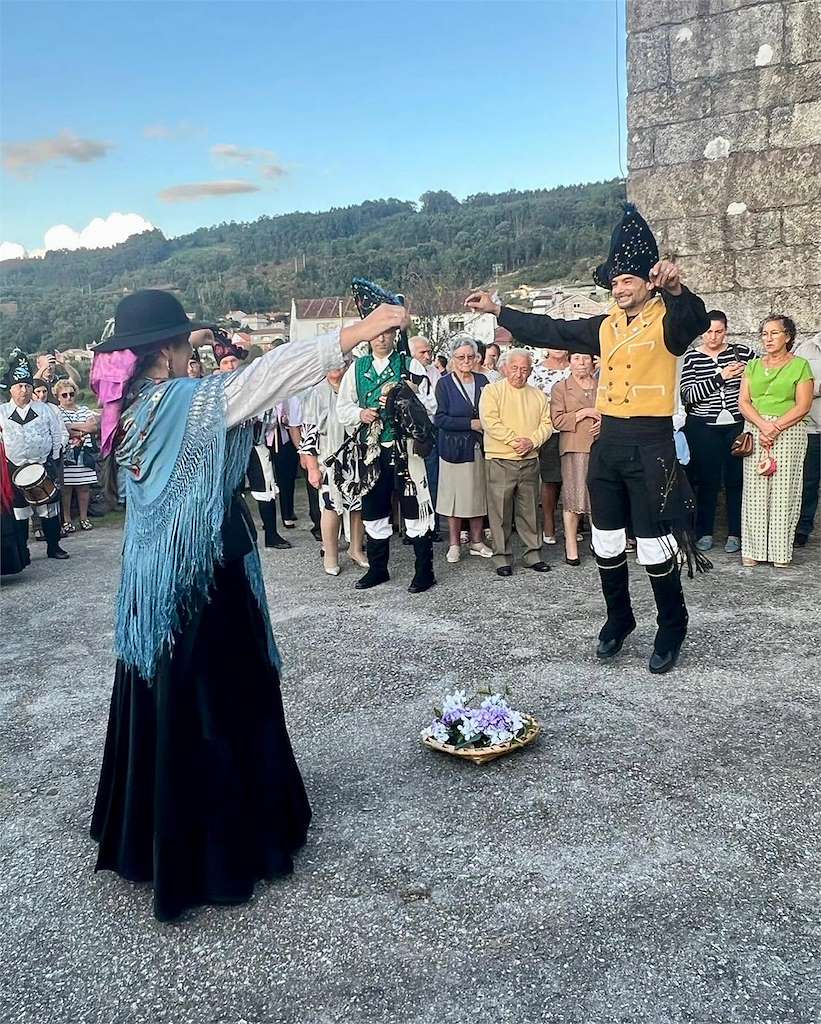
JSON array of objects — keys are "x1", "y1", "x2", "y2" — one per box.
[
  {"x1": 469, "y1": 542, "x2": 493, "y2": 558},
  {"x1": 543, "y1": 534, "x2": 557, "y2": 545},
  {"x1": 446, "y1": 545, "x2": 461, "y2": 563},
  {"x1": 460, "y1": 531, "x2": 469, "y2": 545}
]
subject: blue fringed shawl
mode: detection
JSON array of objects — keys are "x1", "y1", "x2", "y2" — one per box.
[{"x1": 115, "y1": 374, "x2": 280, "y2": 680}]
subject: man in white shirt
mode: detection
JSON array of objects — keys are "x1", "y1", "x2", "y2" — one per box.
[
  {"x1": 409, "y1": 335, "x2": 442, "y2": 539},
  {"x1": 1, "y1": 351, "x2": 70, "y2": 561}
]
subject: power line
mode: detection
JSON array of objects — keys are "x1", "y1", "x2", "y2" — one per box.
[{"x1": 615, "y1": 0, "x2": 626, "y2": 181}]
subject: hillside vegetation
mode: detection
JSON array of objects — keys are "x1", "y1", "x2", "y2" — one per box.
[{"x1": 0, "y1": 178, "x2": 625, "y2": 357}]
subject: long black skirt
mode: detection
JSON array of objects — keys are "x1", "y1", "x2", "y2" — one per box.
[{"x1": 90, "y1": 557, "x2": 311, "y2": 922}]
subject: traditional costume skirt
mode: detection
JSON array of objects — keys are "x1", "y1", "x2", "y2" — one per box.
[
  {"x1": 90, "y1": 555, "x2": 311, "y2": 922},
  {"x1": 742, "y1": 418, "x2": 807, "y2": 565},
  {"x1": 560, "y1": 451, "x2": 591, "y2": 515},
  {"x1": 436, "y1": 448, "x2": 487, "y2": 519}
]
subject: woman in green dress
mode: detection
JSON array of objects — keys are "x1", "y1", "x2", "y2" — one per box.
[{"x1": 739, "y1": 316, "x2": 814, "y2": 567}]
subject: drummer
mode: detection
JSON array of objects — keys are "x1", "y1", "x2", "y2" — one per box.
[{"x1": 0, "y1": 349, "x2": 70, "y2": 561}]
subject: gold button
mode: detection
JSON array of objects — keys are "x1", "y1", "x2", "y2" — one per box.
[
  {"x1": 626, "y1": 364, "x2": 632, "y2": 369},
  {"x1": 607, "y1": 397, "x2": 612, "y2": 402},
  {"x1": 608, "y1": 366, "x2": 613, "y2": 371},
  {"x1": 624, "y1": 398, "x2": 630, "y2": 403}
]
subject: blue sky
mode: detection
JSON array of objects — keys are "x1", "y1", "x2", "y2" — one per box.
[{"x1": 1, "y1": 0, "x2": 627, "y2": 254}]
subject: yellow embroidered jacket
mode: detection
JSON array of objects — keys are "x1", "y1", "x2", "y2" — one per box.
[{"x1": 498, "y1": 287, "x2": 709, "y2": 420}]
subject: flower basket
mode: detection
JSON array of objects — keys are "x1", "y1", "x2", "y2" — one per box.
[
  {"x1": 422, "y1": 714, "x2": 541, "y2": 765},
  {"x1": 420, "y1": 689, "x2": 540, "y2": 765}
]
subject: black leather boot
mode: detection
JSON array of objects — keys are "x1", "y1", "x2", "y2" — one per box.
[
  {"x1": 355, "y1": 535, "x2": 391, "y2": 589},
  {"x1": 408, "y1": 532, "x2": 436, "y2": 593},
  {"x1": 595, "y1": 552, "x2": 635, "y2": 658},
  {"x1": 646, "y1": 558, "x2": 688, "y2": 674},
  {"x1": 258, "y1": 500, "x2": 292, "y2": 549},
  {"x1": 43, "y1": 516, "x2": 69, "y2": 559}
]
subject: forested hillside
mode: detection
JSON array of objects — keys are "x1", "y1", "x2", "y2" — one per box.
[{"x1": 0, "y1": 178, "x2": 625, "y2": 356}]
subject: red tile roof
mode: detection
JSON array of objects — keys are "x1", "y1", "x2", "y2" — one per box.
[{"x1": 294, "y1": 297, "x2": 359, "y2": 319}]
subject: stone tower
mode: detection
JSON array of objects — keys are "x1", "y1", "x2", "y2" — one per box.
[{"x1": 627, "y1": 0, "x2": 821, "y2": 345}]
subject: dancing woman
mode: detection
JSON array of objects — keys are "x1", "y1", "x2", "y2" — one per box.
[{"x1": 89, "y1": 289, "x2": 407, "y2": 921}]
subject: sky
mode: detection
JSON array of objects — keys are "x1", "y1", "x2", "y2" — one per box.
[{"x1": 0, "y1": 0, "x2": 627, "y2": 258}]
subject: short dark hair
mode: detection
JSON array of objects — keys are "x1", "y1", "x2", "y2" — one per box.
[
  {"x1": 706, "y1": 310, "x2": 727, "y2": 327},
  {"x1": 762, "y1": 315, "x2": 797, "y2": 350}
]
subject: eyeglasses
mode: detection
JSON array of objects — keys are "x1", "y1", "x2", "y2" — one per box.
[{"x1": 59, "y1": 392, "x2": 73, "y2": 398}]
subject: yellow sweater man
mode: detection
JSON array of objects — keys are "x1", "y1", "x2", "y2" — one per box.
[
  {"x1": 478, "y1": 354, "x2": 553, "y2": 576},
  {"x1": 479, "y1": 376, "x2": 553, "y2": 459}
]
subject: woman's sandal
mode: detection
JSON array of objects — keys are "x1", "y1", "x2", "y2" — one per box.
[
  {"x1": 79, "y1": 519, "x2": 93, "y2": 531},
  {"x1": 62, "y1": 522, "x2": 75, "y2": 535}
]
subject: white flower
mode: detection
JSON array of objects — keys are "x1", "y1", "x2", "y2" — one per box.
[
  {"x1": 508, "y1": 710, "x2": 525, "y2": 736},
  {"x1": 480, "y1": 693, "x2": 509, "y2": 710},
  {"x1": 442, "y1": 690, "x2": 469, "y2": 715},
  {"x1": 421, "y1": 722, "x2": 450, "y2": 744},
  {"x1": 457, "y1": 716, "x2": 481, "y2": 743},
  {"x1": 486, "y1": 728, "x2": 514, "y2": 746}
]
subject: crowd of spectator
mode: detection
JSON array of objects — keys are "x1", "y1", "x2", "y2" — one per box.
[{"x1": 3, "y1": 312, "x2": 818, "y2": 581}]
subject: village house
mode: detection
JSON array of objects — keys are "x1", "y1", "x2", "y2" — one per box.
[{"x1": 290, "y1": 297, "x2": 360, "y2": 344}]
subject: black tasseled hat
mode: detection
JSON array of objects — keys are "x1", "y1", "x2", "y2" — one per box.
[
  {"x1": 3, "y1": 347, "x2": 34, "y2": 389},
  {"x1": 351, "y1": 277, "x2": 409, "y2": 355},
  {"x1": 593, "y1": 203, "x2": 659, "y2": 289}
]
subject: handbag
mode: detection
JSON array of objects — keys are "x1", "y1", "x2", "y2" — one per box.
[
  {"x1": 757, "y1": 452, "x2": 777, "y2": 477},
  {"x1": 731, "y1": 431, "x2": 754, "y2": 457}
]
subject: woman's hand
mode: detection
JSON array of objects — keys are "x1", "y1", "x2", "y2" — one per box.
[
  {"x1": 342, "y1": 303, "x2": 410, "y2": 352},
  {"x1": 307, "y1": 465, "x2": 322, "y2": 490},
  {"x1": 720, "y1": 362, "x2": 745, "y2": 381},
  {"x1": 470, "y1": 418, "x2": 482, "y2": 432},
  {"x1": 359, "y1": 408, "x2": 379, "y2": 424},
  {"x1": 760, "y1": 421, "x2": 781, "y2": 443}
]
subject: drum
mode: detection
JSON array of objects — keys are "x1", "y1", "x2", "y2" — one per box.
[{"x1": 12, "y1": 464, "x2": 58, "y2": 507}]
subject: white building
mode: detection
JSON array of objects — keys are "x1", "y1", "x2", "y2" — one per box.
[{"x1": 290, "y1": 297, "x2": 360, "y2": 344}]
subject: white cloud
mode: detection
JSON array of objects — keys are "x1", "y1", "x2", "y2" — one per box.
[
  {"x1": 0, "y1": 211, "x2": 154, "y2": 261},
  {"x1": 0, "y1": 241, "x2": 27, "y2": 261},
  {"x1": 211, "y1": 143, "x2": 274, "y2": 163}
]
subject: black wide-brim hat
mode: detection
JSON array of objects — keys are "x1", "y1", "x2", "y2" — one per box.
[{"x1": 94, "y1": 289, "x2": 211, "y2": 353}]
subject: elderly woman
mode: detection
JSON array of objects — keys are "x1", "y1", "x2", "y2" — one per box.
[
  {"x1": 549, "y1": 353, "x2": 600, "y2": 565},
  {"x1": 529, "y1": 348, "x2": 570, "y2": 544},
  {"x1": 88, "y1": 288, "x2": 405, "y2": 921},
  {"x1": 55, "y1": 378, "x2": 99, "y2": 532},
  {"x1": 739, "y1": 315, "x2": 814, "y2": 568},
  {"x1": 433, "y1": 336, "x2": 492, "y2": 563}
]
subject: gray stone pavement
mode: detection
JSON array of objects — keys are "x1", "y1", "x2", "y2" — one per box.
[{"x1": 1, "y1": 506, "x2": 819, "y2": 1024}]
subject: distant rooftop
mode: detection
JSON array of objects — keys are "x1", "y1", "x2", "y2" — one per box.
[{"x1": 294, "y1": 297, "x2": 358, "y2": 319}]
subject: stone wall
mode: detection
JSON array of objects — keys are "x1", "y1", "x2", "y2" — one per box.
[{"x1": 627, "y1": 0, "x2": 821, "y2": 345}]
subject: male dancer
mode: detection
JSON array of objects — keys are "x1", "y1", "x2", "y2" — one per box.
[
  {"x1": 466, "y1": 204, "x2": 710, "y2": 673},
  {"x1": 336, "y1": 280, "x2": 437, "y2": 593}
]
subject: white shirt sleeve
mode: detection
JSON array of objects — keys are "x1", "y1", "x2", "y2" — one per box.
[
  {"x1": 223, "y1": 332, "x2": 344, "y2": 429},
  {"x1": 409, "y1": 357, "x2": 437, "y2": 419},
  {"x1": 335, "y1": 361, "x2": 363, "y2": 431}
]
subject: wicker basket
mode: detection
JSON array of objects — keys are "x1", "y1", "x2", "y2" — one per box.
[{"x1": 421, "y1": 715, "x2": 541, "y2": 765}]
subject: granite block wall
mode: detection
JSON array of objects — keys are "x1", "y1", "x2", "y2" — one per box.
[{"x1": 627, "y1": 0, "x2": 821, "y2": 344}]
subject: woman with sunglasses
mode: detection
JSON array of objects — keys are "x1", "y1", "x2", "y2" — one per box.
[{"x1": 55, "y1": 380, "x2": 99, "y2": 532}]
